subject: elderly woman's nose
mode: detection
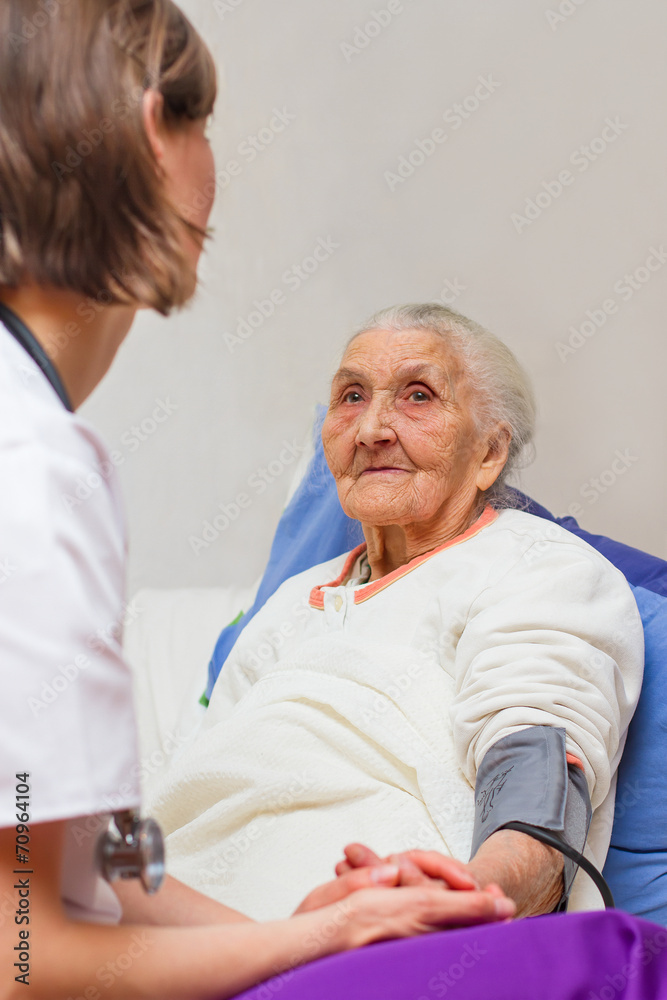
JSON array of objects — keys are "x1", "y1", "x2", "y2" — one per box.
[{"x1": 354, "y1": 395, "x2": 397, "y2": 447}]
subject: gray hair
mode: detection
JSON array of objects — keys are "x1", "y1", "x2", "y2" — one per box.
[{"x1": 348, "y1": 303, "x2": 536, "y2": 507}]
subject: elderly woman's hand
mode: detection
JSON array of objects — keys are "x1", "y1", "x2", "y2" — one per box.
[
  {"x1": 335, "y1": 843, "x2": 485, "y2": 891},
  {"x1": 337, "y1": 836, "x2": 564, "y2": 919},
  {"x1": 294, "y1": 854, "x2": 516, "y2": 941},
  {"x1": 293, "y1": 860, "x2": 405, "y2": 913},
  {"x1": 296, "y1": 843, "x2": 514, "y2": 916}
]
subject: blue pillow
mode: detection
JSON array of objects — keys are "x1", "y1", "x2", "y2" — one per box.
[
  {"x1": 517, "y1": 494, "x2": 667, "y2": 600},
  {"x1": 206, "y1": 406, "x2": 667, "y2": 924},
  {"x1": 602, "y1": 585, "x2": 667, "y2": 924}
]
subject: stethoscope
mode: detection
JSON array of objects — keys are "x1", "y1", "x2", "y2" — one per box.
[
  {"x1": 0, "y1": 301, "x2": 74, "y2": 411},
  {"x1": 0, "y1": 301, "x2": 165, "y2": 895}
]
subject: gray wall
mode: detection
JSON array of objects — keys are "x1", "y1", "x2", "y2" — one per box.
[{"x1": 81, "y1": 0, "x2": 667, "y2": 594}]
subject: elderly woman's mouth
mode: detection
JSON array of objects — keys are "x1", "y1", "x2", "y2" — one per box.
[{"x1": 361, "y1": 467, "x2": 410, "y2": 475}]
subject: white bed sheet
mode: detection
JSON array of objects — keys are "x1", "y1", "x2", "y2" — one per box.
[{"x1": 124, "y1": 583, "x2": 258, "y2": 801}]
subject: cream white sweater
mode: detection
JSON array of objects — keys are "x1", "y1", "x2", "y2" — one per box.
[{"x1": 149, "y1": 508, "x2": 644, "y2": 919}]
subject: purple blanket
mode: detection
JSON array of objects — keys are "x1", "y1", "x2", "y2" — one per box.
[{"x1": 231, "y1": 911, "x2": 667, "y2": 1000}]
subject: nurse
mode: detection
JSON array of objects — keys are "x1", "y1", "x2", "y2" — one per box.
[{"x1": 0, "y1": 1, "x2": 513, "y2": 997}]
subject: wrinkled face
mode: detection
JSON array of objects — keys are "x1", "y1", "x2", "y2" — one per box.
[{"x1": 322, "y1": 327, "x2": 492, "y2": 527}]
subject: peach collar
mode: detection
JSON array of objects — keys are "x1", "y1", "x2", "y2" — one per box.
[{"x1": 308, "y1": 506, "x2": 499, "y2": 609}]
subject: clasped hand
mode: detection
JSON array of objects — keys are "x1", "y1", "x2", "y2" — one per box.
[{"x1": 293, "y1": 842, "x2": 515, "y2": 936}]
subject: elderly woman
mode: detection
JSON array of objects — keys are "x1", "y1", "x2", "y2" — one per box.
[{"x1": 148, "y1": 303, "x2": 643, "y2": 923}]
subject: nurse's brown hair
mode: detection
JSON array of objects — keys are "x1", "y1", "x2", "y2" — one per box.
[{"x1": 0, "y1": 0, "x2": 217, "y2": 314}]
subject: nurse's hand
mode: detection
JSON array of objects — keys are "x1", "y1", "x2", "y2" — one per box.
[
  {"x1": 319, "y1": 883, "x2": 516, "y2": 949},
  {"x1": 294, "y1": 862, "x2": 404, "y2": 913}
]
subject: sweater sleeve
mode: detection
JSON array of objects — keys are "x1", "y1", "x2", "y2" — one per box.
[{"x1": 450, "y1": 536, "x2": 644, "y2": 809}]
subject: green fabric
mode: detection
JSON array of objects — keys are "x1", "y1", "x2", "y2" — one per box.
[{"x1": 199, "y1": 609, "x2": 245, "y2": 708}]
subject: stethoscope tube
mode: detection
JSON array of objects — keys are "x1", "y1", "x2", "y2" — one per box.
[
  {"x1": 503, "y1": 820, "x2": 615, "y2": 910},
  {"x1": 0, "y1": 301, "x2": 73, "y2": 412},
  {"x1": 1, "y1": 302, "x2": 166, "y2": 894}
]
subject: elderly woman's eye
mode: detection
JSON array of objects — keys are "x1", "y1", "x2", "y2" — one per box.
[
  {"x1": 409, "y1": 389, "x2": 431, "y2": 402},
  {"x1": 343, "y1": 390, "x2": 363, "y2": 404}
]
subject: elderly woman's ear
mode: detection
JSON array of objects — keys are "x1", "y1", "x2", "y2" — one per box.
[{"x1": 475, "y1": 424, "x2": 512, "y2": 493}]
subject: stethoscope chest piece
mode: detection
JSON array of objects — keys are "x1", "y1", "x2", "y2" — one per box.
[{"x1": 97, "y1": 810, "x2": 166, "y2": 895}]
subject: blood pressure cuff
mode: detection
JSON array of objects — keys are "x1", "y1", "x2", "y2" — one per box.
[{"x1": 470, "y1": 726, "x2": 592, "y2": 907}]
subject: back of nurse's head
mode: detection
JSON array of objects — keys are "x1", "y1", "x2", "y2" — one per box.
[{"x1": 0, "y1": 0, "x2": 217, "y2": 314}]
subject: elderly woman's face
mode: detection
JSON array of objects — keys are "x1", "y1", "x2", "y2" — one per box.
[{"x1": 322, "y1": 327, "x2": 495, "y2": 527}]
